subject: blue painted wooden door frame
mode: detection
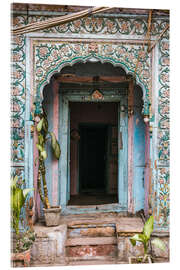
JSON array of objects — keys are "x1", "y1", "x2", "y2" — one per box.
[{"x1": 59, "y1": 91, "x2": 128, "y2": 213}]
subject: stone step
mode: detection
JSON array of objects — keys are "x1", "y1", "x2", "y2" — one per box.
[
  {"x1": 66, "y1": 244, "x2": 117, "y2": 259},
  {"x1": 66, "y1": 236, "x2": 117, "y2": 246},
  {"x1": 68, "y1": 256, "x2": 118, "y2": 263},
  {"x1": 67, "y1": 223, "x2": 116, "y2": 238}
]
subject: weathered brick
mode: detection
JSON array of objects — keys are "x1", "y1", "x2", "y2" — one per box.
[{"x1": 67, "y1": 244, "x2": 117, "y2": 258}]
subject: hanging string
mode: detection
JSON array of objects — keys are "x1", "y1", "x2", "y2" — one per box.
[{"x1": 12, "y1": 6, "x2": 113, "y2": 35}]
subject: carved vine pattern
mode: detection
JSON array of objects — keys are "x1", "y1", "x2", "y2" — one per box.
[{"x1": 33, "y1": 41, "x2": 151, "y2": 114}]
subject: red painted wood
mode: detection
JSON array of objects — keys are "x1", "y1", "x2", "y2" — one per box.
[
  {"x1": 52, "y1": 81, "x2": 59, "y2": 206},
  {"x1": 128, "y1": 80, "x2": 134, "y2": 213},
  {"x1": 55, "y1": 75, "x2": 130, "y2": 83}
]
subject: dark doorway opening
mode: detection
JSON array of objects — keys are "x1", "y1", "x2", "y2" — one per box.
[
  {"x1": 79, "y1": 124, "x2": 107, "y2": 193},
  {"x1": 68, "y1": 102, "x2": 119, "y2": 206}
]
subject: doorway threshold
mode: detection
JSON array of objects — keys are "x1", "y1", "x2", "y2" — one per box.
[{"x1": 62, "y1": 203, "x2": 127, "y2": 215}]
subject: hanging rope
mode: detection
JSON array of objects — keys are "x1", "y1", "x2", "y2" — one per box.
[
  {"x1": 148, "y1": 23, "x2": 169, "y2": 52},
  {"x1": 12, "y1": 6, "x2": 113, "y2": 35}
]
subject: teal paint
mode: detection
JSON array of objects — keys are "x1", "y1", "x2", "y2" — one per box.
[
  {"x1": 63, "y1": 204, "x2": 127, "y2": 215},
  {"x1": 43, "y1": 85, "x2": 54, "y2": 206},
  {"x1": 118, "y1": 98, "x2": 128, "y2": 209},
  {"x1": 133, "y1": 86, "x2": 146, "y2": 212},
  {"x1": 59, "y1": 90, "x2": 128, "y2": 212},
  {"x1": 59, "y1": 96, "x2": 69, "y2": 206},
  {"x1": 67, "y1": 108, "x2": 71, "y2": 202},
  {"x1": 58, "y1": 92, "x2": 63, "y2": 206}
]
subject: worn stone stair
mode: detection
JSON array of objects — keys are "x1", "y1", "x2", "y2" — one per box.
[
  {"x1": 66, "y1": 222, "x2": 118, "y2": 264},
  {"x1": 31, "y1": 213, "x2": 169, "y2": 266}
]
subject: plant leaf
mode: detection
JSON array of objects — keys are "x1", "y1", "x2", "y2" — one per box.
[
  {"x1": 41, "y1": 150, "x2": 47, "y2": 160},
  {"x1": 130, "y1": 233, "x2": 145, "y2": 246},
  {"x1": 42, "y1": 117, "x2": 48, "y2": 133},
  {"x1": 37, "y1": 118, "x2": 44, "y2": 132},
  {"x1": 11, "y1": 175, "x2": 18, "y2": 189},
  {"x1": 143, "y1": 215, "x2": 154, "y2": 240},
  {"x1": 38, "y1": 134, "x2": 44, "y2": 145},
  {"x1": 23, "y1": 188, "x2": 34, "y2": 200},
  {"x1": 151, "y1": 238, "x2": 166, "y2": 251},
  {"x1": 49, "y1": 132, "x2": 61, "y2": 159},
  {"x1": 36, "y1": 143, "x2": 43, "y2": 152}
]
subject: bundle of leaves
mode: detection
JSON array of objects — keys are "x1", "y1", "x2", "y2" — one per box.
[
  {"x1": 130, "y1": 216, "x2": 166, "y2": 261},
  {"x1": 35, "y1": 109, "x2": 61, "y2": 209},
  {"x1": 11, "y1": 175, "x2": 34, "y2": 252},
  {"x1": 14, "y1": 230, "x2": 36, "y2": 253}
]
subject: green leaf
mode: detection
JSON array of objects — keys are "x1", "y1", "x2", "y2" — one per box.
[
  {"x1": 23, "y1": 188, "x2": 34, "y2": 200},
  {"x1": 143, "y1": 215, "x2": 154, "y2": 240},
  {"x1": 130, "y1": 233, "x2": 145, "y2": 246},
  {"x1": 36, "y1": 143, "x2": 43, "y2": 152},
  {"x1": 11, "y1": 175, "x2": 18, "y2": 189},
  {"x1": 37, "y1": 118, "x2": 44, "y2": 132},
  {"x1": 42, "y1": 117, "x2": 48, "y2": 133},
  {"x1": 38, "y1": 134, "x2": 44, "y2": 145},
  {"x1": 151, "y1": 238, "x2": 166, "y2": 251},
  {"x1": 41, "y1": 150, "x2": 47, "y2": 160},
  {"x1": 49, "y1": 132, "x2": 61, "y2": 159},
  {"x1": 34, "y1": 157, "x2": 38, "y2": 166}
]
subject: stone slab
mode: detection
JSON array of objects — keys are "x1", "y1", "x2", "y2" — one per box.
[
  {"x1": 66, "y1": 236, "x2": 117, "y2": 246},
  {"x1": 68, "y1": 225, "x2": 116, "y2": 238},
  {"x1": 116, "y1": 217, "x2": 143, "y2": 233}
]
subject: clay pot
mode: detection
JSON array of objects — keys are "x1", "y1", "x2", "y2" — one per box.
[
  {"x1": 11, "y1": 248, "x2": 31, "y2": 267},
  {"x1": 43, "y1": 206, "x2": 61, "y2": 226},
  {"x1": 128, "y1": 255, "x2": 152, "y2": 264}
]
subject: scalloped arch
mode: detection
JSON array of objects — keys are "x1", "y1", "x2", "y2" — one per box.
[{"x1": 34, "y1": 43, "x2": 151, "y2": 115}]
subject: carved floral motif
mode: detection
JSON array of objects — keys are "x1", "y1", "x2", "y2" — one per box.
[
  {"x1": 156, "y1": 29, "x2": 170, "y2": 227},
  {"x1": 34, "y1": 41, "x2": 151, "y2": 114},
  {"x1": 11, "y1": 13, "x2": 170, "y2": 229},
  {"x1": 11, "y1": 32, "x2": 26, "y2": 164}
]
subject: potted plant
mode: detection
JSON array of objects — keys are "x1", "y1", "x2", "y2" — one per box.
[
  {"x1": 129, "y1": 215, "x2": 166, "y2": 264},
  {"x1": 35, "y1": 108, "x2": 61, "y2": 226},
  {"x1": 11, "y1": 175, "x2": 35, "y2": 267}
]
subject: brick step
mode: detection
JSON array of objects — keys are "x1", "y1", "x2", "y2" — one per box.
[
  {"x1": 66, "y1": 221, "x2": 118, "y2": 261},
  {"x1": 66, "y1": 244, "x2": 117, "y2": 259}
]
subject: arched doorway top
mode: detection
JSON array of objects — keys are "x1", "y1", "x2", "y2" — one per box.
[{"x1": 33, "y1": 41, "x2": 151, "y2": 115}]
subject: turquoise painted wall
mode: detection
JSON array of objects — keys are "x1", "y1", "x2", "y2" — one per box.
[{"x1": 133, "y1": 86, "x2": 146, "y2": 212}]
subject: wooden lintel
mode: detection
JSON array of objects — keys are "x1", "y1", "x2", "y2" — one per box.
[{"x1": 55, "y1": 75, "x2": 132, "y2": 83}]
